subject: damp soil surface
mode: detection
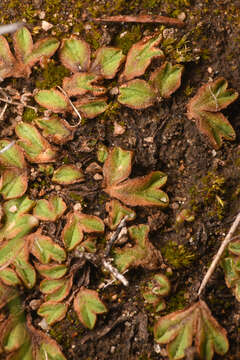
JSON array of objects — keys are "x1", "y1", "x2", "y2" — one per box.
[{"x1": 1, "y1": 0, "x2": 240, "y2": 359}]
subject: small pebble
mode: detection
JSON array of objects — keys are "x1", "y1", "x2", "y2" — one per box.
[
  {"x1": 29, "y1": 299, "x2": 42, "y2": 310},
  {"x1": 144, "y1": 136, "x2": 153, "y2": 143},
  {"x1": 154, "y1": 343, "x2": 161, "y2": 354},
  {"x1": 178, "y1": 12, "x2": 186, "y2": 21},
  {"x1": 39, "y1": 11, "x2": 45, "y2": 19},
  {"x1": 189, "y1": 237, "x2": 194, "y2": 244},
  {"x1": 171, "y1": 202, "x2": 179, "y2": 210},
  {"x1": 120, "y1": 31, "x2": 127, "y2": 38},
  {"x1": 114, "y1": 122, "x2": 125, "y2": 136},
  {"x1": 38, "y1": 318, "x2": 49, "y2": 331},
  {"x1": 85, "y1": 162, "x2": 102, "y2": 174},
  {"x1": 93, "y1": 173, "x2": 103, "y2": 180},
  {"x1": 42, "y1": 20, "x2": 53, "y2": 31},
  {"x1": 166, "y1": 267, "x2": 173, "y2": 276},
  {"x1": 109, "y1": 87, "x2": 119, "y2": 96},
  {"x1": 110, "y1": 346, "x2": 116, "y2": 353},
  {"x1": 154, "y1": 343, "x2": 167, "y2": 356}
]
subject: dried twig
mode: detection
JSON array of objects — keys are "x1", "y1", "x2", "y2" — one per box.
[
  {"x1": 102, "y1": 259, "x2": 129, "y2": 287},
  {"x1": 74, "y1": 250, "x2": 129, "y2": 287},
  {"x1": 66, "y1": 287, "x2": 81, "y2": 307},
  {"x1": 101, "y1": 216, "x2": 129, "y2": 286},
  {"x1": 0, "y1": 103, "x2": 8, "y2": 120},
  {"x1": 104, "y1": 216, "x2": 128, "y2": 257},
  {"x1": 101, "y1": 269, "x2": 128, "y2": 289},
  {"x1": 198, "y1": 211, "x2": 240, "y2": 296},
  {"x1": 80, "y1": 311, "x2": 133, "y2": 344},
  {"x1": 0, "y1": 22, "x2": 25, "y2": 35},
  {"x1": 94, "y1": 15, "x2": 185, "y2": 28},
  {"x1": 0, "y1": 96, "x2": 37, "y2": 111}
]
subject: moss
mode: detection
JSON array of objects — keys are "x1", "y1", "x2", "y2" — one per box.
[
  {"x1": 161, "y1": 32, "x2": 198, "y2": 63},
  {"x1": 66, "y1": 308, "x2": 82, "y2": 326},
  {"x1": 200, "y1": 48, "x2": 210, "y2": 61},
  {"x1": 72, "y1": 23, "x2": 85, "y2": 35},
  {"x1": 38, "y1": 164, "x2": 54, "y2": 176},
  {"x1": 84, "y1": 23, "x2": 102, "y2": 50},
  {"x1": 43, "y1": 0, "x2": 69, "y2": 26},
  {"x1": 99, "y1": 101, "x2": 121, "y2": 123},
  {"x1": 87, "y1": 0, "x2": 126, "y2": 18},
  {"x1": 138, "y1": 354, "x2": 152, "y2": 360},
  {"x1": 88, "y1": 139, "x2": 97, "y2": 147},
  {"x1": 49, "y1": 326, "x2": 64, "y2": 343},
  {"x1": 137, "y1": 0, "x2": 191, "y2": 14},
  {"x1": 22, "y1": 108, "x2": 37, "y2": 123},
  {"x1": 0, "y1": 0, "x2": 194, "y2": 59},
  {"x1": 49, "y1": 312, "x2": 83, "y2": 353},
  {"x1": 184, "y1": 84, "x2": 194, "y2": 96},
  {"x1": 0, "y1": 0, "x2": 193, "y2": 41},
  {"x1": 86, "y1": 0, "x2": 191, "y2": 19},
  {"x1": 161, "y1": 241, "x2": 195, "y2": 269},
  {"x1": 68, "y1": 192, "x2": 84, "y2": 202},
  {"x1": 201, "y1": 172, "x2": 225, "y2": 201},
  {"x1": 97, "y1": 192, "x2": 109, "y2": 205},
  {"x1": 166, "y1": 289, "x2": 186, "y2": 312},
  {"x1": 232, "y1": 185, "x2": 240, "y2": 200},
  {"x1": 114, "y1": 25, "x2": 142, "y2": 54},
  {"x1": 189, "y1": 172, "x2": 226, "y2": 220},
  {"x1": 208, "y1": 292, "x2": 233, "y2": 311},
  {"x1": 5, "y1": 1, "x2": 36, "y2": 24},
  {"x1": 35, "y1": 61, "x2": 70, "y2": 90}
]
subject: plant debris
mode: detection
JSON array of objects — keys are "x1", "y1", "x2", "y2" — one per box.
[{"x1": 94, "y1": 15, "x2": 185, "y2": 28}]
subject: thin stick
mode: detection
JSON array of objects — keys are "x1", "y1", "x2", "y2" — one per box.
[
  {"x1": 198, "y1": 211, "x2": 240, "y2": 296},
  {"x1": 102, "y1": 269, "x2": 128, "y2": 289},
  {"x1": 0, "y1": 22, "x2": 25, "y2": 35},
  {"x1": 104, "y1": 216, "x2": 128, "y2": 257},
  {"x1": 74, "y1": 250, "x2": 129, "y2": 287},
  {"x1": 0, "y1": 103, "x2": 8, "y2": 120},
  {"x1": 0, "y1": 96, "x2": 37, "y2": 111},
  {"x1": 94, "y1": 15, "x2": 185, "y2": 28},
  {"x1": 102, "y1": 259, "x2": 129, "y2": 287},
  {"x1": 57, "y1": 86, "x2": 82, "y2": 126}
]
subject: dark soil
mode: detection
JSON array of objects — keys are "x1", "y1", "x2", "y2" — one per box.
[{"x1": 1, "y1": 0, "x2": 240, "y2": 359}]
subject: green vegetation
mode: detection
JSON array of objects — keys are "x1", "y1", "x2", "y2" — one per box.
[
  {"x1": 35, "y1": 62, "x2": 70, "y2": 90},
  {"x1": 161, "y1": 241, "x2": 195, "y2": 268},
  {"x1": 115, "y1": 25, "x2": 142, "y2": 54},
  {"x1": 166, "y1": 289, "x2": 186, "y2": 312},
  {"x1": 22, "y1": 108, "x2": 37, "y2": 123},
  {"x1": 190, "y1": 172, "x2": 227, "y2": 220},
  {"x1": 0, "y1": 1, "x2": 239, "y2": 357}
]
